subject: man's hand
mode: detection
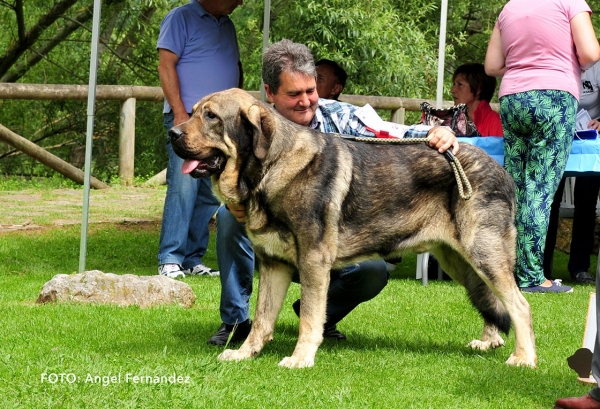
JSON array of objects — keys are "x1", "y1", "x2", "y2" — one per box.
[
  {"x1": 174, "y1": 112, "x2": 190, "y2": 127},
  {"x1": 427, "y1": 126, "x2": 460, "y2": 154},
  {"x1": 227, "y1": 203, "x2": 247, "y2": 223},
  {"x1": 588, "y1": 119, "x2": 600, "y2": 131}
]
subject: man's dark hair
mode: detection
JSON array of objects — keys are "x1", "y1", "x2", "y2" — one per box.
[
  {"x1": 262, "y1": 39, "x2": 316, "y2": 94},
  {"x1": 315, "y1": 58, "x2": 348, "y2": 89},
  {"x1": 452, "y1": 63, "x2": 497, "y2": 102}
]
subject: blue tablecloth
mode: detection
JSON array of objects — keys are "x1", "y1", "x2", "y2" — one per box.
[{"x1": 458, "y1": 137, "x2": 600, "y2": 175}]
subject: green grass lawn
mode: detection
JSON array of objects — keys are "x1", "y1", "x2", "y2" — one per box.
[{"x1": 0, "y1": 220, "x2": 597, "y2": 408}]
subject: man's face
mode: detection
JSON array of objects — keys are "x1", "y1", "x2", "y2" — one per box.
[
  {"x1": 207, "y1": 0, "x2": 243, "y2": 16},
  {"x1": 222, "y1": 0, "x2": 243, "y2": 14},
  {"x1": 265, "y1": 71, "x2": 319, "y2": 127},
  {"x1": 316, "y1": 64, "x2": 342, "y2": 100}
]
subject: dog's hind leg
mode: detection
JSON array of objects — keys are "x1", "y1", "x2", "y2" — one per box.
[
  {"x1": 219, "y1": 258, "x2": 293, "y2": 363},
  {"x1": 463, "y1": 273, "x2": 509, "y2": 352},
  {"x1": 470, "y1": 274, "x2": 537, "y2": 368},
  {"x1": 467, "y1": 242, "x2": 537, "y2": 368},
  {"x1": 436, "y1": 250, "x2": 507, "y2": 349},
  {"x1": 437, "y1": 248, "x2": 537, "y2": 367}
]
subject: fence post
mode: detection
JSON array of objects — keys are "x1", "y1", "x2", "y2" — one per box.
[
  {"x1": 119, "y1": 97, "x2": 136, "y2": 185},
  {"x1": 391, "y1": 107, "x2": 405, "y2": 124}
]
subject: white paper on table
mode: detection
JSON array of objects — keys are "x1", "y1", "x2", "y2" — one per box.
[
  {"x1": 353, "y1": 104, "x2": 383, "y2": 128},
  {"x1": 577, "y1": 109, "x2": 592, "y2": 131},
  {"x1": 353, "y1": 104, "x2": 410, "y2": 138}
]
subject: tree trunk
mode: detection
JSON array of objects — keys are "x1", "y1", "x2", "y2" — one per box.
[{"x1": 0, "y1": 123, "x2": 109, "y2": 189}]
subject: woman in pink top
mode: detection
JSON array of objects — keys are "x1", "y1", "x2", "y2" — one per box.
[
  {"x1": 451, "y1": 63, "x2": 503, "y2": 137},
  {"x1": 485, "y1": 0, "x2": 600, "y2": 295}
]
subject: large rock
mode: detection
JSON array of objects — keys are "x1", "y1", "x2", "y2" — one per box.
[{"x1": 36, "y1": 270, "x2": 196, "y2": 308}]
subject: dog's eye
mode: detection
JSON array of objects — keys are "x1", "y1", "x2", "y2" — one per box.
[{"x1": 205, "y1": 110, "x2": 218, "y2": 120}]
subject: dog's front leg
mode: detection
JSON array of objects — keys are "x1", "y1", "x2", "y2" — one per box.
[
  {"x1": 279, "y1": 264, "x2": 330, "y2": 369},
  {"x1": 219, "y1": 259, "x2": 292, "y2": 363}
]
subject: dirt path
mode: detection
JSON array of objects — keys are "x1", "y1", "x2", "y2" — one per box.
[{"x1": 0, "y1": 187, "x2": 166, "y2": 233}]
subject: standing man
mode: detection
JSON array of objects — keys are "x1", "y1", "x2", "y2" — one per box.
[
  {"x1": 315, "y1": 58, "x2": 347, "y2": 100},
  {"x1": 207, "y1": 39, "x2": 459, "y2": 346},
  {"x1": 156, "y1": 0, "x2": 243, "y2": 279}
]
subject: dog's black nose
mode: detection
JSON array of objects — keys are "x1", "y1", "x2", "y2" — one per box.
[{"x1": 169, "y1": 127, "x2": 184, "y2": 143}]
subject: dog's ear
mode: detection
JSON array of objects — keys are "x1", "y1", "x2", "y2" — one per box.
[{"x1": 241, "y1": 103, "x2": 275, "y2": 161}]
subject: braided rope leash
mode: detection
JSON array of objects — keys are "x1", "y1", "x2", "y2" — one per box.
[{"x1": 345, "y1": 135, "x2": 473, "y2": 200}]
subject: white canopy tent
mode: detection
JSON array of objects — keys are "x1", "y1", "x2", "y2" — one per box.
[{"x1": 78, "y1": 0, "x2": 451, "y2": 272}]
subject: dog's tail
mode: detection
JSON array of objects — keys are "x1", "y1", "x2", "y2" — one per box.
[
  {"x1": 435, "y1": 248, "x2": 512, "y2": 335},
  {"x1": 463, "y1": 273, "x2": 511, "y2": 334}
]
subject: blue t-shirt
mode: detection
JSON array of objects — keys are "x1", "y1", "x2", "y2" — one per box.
[{"x1": 157, "y1": 0, "x2": 240, "y2": 113}]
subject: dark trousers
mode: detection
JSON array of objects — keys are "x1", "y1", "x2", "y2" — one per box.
[
  {"x1": 292, "y1": 260, "x2": 390, "y2": 326},
  {"x1": 544, "y1": 176, "x2": 600, "y2": 278}
]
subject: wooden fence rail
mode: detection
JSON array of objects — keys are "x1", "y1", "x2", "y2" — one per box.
[{"x1": 0, "y1": 83, "x2": 499, "y2": 186}]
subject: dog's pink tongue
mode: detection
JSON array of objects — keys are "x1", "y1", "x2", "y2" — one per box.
[{"x1": 181, "y1": 159, "x2": 200, "y2": 174}]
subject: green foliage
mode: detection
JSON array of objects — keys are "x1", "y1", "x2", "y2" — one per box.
[
  {"x1": 234, "y1": 0, "x2": 444, "y2": 98},
  {"x1": 3, "y1": 0, "x2": 600, "y2": 181},
  {"x1": 0, "y1": 0, "x2": 168, "y2": 181}
]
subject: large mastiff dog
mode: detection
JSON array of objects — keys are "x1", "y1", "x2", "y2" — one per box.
[{"x1": 170, "y1": 88, "x2": 536, "y2": 369}]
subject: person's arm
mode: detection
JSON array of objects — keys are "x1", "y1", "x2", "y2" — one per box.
[
  {"x1": 485, "y1": 27, "x2": 506, "y2": 77},
  {"x1": 238, "y1": 60, "x2": 244, "y2": 89},
  {"x1": 157, "y1": 48, "x2": 189, "y2": 126},
  {"x1": 571, "y1": 12, "x2": 600, "y2": 69},
  {"x1": 344, "y1": 102, "x2": 459, "y2": 153}
]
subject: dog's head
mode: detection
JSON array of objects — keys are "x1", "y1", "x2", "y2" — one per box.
[{"x1": 169, "y1": 88, "x2": 279, "y2": 202}]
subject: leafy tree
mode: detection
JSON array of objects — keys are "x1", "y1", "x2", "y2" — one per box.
[
  {"x1": 4, "y1": 0, "x2": 597, "y2": 180},
  {"x1": 0, "y1": 0, "x2": 169, "y2": 179},
  {"x1": 234, "y1": 0, "x2": 443, "y2": 99}
]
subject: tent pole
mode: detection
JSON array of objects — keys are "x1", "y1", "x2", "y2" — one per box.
[
  {"x1": 436, "y1": 0, "x2": 448, "y2": 108},
  {"x1": 78, "y1": 0, "x2": 102, "y2": 273},
  {"x1": 260, "y1": 0, "x2": 271, "y2": 102}
]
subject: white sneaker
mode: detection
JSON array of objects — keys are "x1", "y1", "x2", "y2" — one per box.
[
  {"x1": 158, "y1": 263, "x2": 185, "y2": 279},
  {"x1": 184, "y1": 264, "x2": 220, "y2": 277}
]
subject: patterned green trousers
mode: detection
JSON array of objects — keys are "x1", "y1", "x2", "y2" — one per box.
[{"x1": 500, "y1": 90, "x2": 576, "y2": 288}]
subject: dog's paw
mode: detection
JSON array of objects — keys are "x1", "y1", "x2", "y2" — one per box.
[
  {"x1": 218, "y1": 349, "x2": 251, "y2": 362},
  {"x1": 505, "y1": 353, "x2": 537, "y2": 368},
  {"x1": 467, "y1": 336, "x2": 505, "y2": 351},
  {"x1": 278, "y1": 355, "x2": 315, "y2": 369}
]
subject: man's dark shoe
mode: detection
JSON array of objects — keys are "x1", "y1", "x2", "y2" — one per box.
[
  {"x1": 554, "y1": 393, "x2": 600, "y2": 409},
  {"x1": 207, "y1": 319, "x2": 252, "y2": 346},
  {"x1": 323, "y1": 324, "x2": 347, "y2": 340},
  {"x1": 573, "y1": 272, "x2": 595, "y2": 284},
  {"x1": 292, "y1": 299, "x2": 347, "y2": 341}
]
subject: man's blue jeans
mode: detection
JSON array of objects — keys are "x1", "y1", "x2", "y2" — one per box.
[
  {"x1": 158, "y1": 112, "x2": 220, "y2": 269},
  {"x1": 215, "y1": 205, "x2": 390, "y2": 326}
]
